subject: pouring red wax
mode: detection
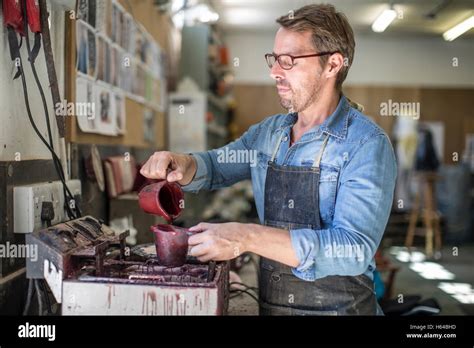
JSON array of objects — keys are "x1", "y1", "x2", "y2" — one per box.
[{"x1": 138, "y1": 180, "x2": 197, "y2": 267}]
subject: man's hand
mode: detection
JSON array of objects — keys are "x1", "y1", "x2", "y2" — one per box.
[
  {"x1": 140, "y1": 151, "x2": 197, "y2": 186},
  {"x1": 188, "y1": 222, "x2": 250, "y2": 262}
]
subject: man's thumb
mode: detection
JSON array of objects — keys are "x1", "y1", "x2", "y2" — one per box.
[{"x1": 166, "y1": 170, "x2": 183, "y2": 182}]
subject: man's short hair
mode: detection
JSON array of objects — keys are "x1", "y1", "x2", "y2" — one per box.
[{"x1": 276, "y1": 4, "x2": 355, "y2": 90}]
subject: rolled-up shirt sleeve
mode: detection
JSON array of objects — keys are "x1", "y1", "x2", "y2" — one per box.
[{"x1": 289, "y1": 134, "x2": 397, "y2": 281}]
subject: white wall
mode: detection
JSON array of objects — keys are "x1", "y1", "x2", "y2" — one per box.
[
  {"x1": 225, "y1": 31, "x2": 474, "y2": 87},
  {"x1": 0, "y1": 8, "x2": 66, "y2": 162}
]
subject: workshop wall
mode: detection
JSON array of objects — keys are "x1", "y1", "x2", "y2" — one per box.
[
  {"x1": 226, "y1": 31, "x2": 474, "y2": 87},
  {"x1": 227, "y1": 31, "x2": 474, "y2": 164},
  {"x1": 0, "y1": 6, "x2": 66, "y2": 162}
]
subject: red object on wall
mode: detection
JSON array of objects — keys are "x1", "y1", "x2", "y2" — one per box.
[
  {"x1": 2, "y1": 0, "x2": 25, "y2": 35},
  {"x1": 26, "y1": 0, "x2": 41, "y2": 33},
  {"x1": 219, "y1": 46, "x2": 229, "y2": 66}
]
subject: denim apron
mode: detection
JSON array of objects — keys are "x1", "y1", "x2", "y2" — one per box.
[{"x1": 259, "y1": 132, "x2": 377, "y2": 315}]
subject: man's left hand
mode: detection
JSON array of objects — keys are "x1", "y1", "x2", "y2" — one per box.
[{"x1": 187, "y1": 222, "x2": 249, "y2": 262}]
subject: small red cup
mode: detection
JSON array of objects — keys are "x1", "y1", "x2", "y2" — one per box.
[
  {"x1": 151, "y1": 224, "x2": 195, "y2": 267},
  {"x1": 138, "y1": 181, "x2": 184, "y2": 223}
]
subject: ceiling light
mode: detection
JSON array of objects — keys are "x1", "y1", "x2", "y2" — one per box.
[
  {"x1": 443, "y1": 15, "x2": 474, "y2": 41},
  {"x1": 372, "y1": 8, "x2": 397, "y2": 33}
]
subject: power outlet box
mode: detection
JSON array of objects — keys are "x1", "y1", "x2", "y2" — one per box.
[{"x1": 13, "y1": 180, "x2": 81, "y2": 233}]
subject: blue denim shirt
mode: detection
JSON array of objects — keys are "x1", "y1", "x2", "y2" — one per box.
[{"x1": 184, "y1": 95, "x2": 397, "y2": 282}]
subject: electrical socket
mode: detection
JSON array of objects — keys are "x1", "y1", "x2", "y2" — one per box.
[{"x1": 13, "y1": 180, "x2": 81, "y2": 234}]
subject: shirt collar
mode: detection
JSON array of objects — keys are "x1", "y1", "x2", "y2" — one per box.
[{"x1": 276, "y1": 94, "x2": 350, "y2": 141}]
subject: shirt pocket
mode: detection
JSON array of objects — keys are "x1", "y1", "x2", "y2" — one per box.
[{"x1": 301, "y1": 160, "x2": 339, "y2": 222}]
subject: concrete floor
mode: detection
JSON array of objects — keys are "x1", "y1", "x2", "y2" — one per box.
[
  {"x1": 386, "y1": 244, "x2": 474, "y2": 315},
  {"x1": 228, "y1": 256, "x2": 259, "y2": 315},
  {"x1": 227, "y1": 244, "x2": 474, "y2": 316}
]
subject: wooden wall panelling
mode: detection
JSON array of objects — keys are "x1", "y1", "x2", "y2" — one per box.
[
  {"x1": 233, "y1": 84, "x2": 285, "y2": 136},
  {"x1": 343, "y1": 85, "x2": 421, "y2": 135},
  {"x1": 419, "y1": 88, "x2": 474, "y2": 163},
  {"x1": 232, "y1": 84, "x2": 474, "y2": 165}
]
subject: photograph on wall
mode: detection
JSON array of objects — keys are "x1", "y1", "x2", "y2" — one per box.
[
  {"x1": 150, "y1": 42, "x2": 161, "y2": 78},
  {"x1": 76, "y1": 21, "x2": 89, "y2": 75},
  {"x1": 128, "y1": 20, "x2": 136, "y2": 55},
  {"x1": 77, "y1": 0, "x2": 88, "y2": 23},
  {"x1": 115, "y1": 92, "x2": 126, "y2": 135},
  {"x1": 105, "y1": 0, "x2": 113, "y2": 38},
  {"x1": 120, "y1": 57, "x2": 133, "y2": 93},
  {"x1": 95, "y1": 0, "x2": 107, "y2": 33},
  {"x1": 87, "y1": 0, "x2": 96, "y2": 28},
  {"x1": 95, "y1": 84, "x2": 118, "y2": 136},
  {"x1": 143, "y1": 109, "x2": 155, "y2": 144},
  {"x1": 104, "y1": 40, "x2": 111, "y2": 84},
  {"x1": 122, "y1": 14, "x2": 134, "y2": 53},
  {"x1": 87, "y1": 30, "x2": 97, "y2": 78},
  {"x1": 133, "y1": 27, "x2": 144, "y2": 62},
  {"x1": 76, "y1": 76, "x2": 97, "y2": 133},
  {"x1": 111, "y1": 2, "x2": 123, "y2": 45},
  {"x1": 110, "y1": 45, "x2": 119, "y2": 87},
  {"x1": 133, "y1": 64, "x2": 146, "y2": 97},
  {"x1": 96, "y1": 35, "x2": 106, "y2": 81}
]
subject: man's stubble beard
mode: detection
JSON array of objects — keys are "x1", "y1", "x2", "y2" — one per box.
[{"x1": 279, "y1": 69, "x2": 323, "y2": 113}]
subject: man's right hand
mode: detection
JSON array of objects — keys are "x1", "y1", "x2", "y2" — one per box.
[{"x1": 140, "y1": 151, "x2": 197, "y2": 186}]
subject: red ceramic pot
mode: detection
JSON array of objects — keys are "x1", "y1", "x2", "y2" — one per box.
[
  {"x1": 151, "y1": 224, "x2": 197, "y2": 267},
  {"x1": 138, "y1": 181, "x2": 184, "y2": 223}
]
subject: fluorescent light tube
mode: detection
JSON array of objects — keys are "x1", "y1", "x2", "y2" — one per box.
[
  {"x1": 372, "y1": 8, "x2": 397, "y2": 33},
  {"x1": 443, "y1": 15, "x2": 474, "y2": 41}
]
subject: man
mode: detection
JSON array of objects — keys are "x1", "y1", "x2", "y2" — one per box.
[{"x1": 141, "y1": 4, "x2": 397, "y2": 315}]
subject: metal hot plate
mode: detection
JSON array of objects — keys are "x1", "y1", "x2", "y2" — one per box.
[{"x1": 62, "y1": 243, "x2": 229, "y2": 315}]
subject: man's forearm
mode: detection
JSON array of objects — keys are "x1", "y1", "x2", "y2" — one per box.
[{"x1": 244, "y1": 224, "x2": 299, "y2": 268}]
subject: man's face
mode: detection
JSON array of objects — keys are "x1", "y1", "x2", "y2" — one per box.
[{"x1": 270, "y1": 28, "x2": 325, "y2": 113}]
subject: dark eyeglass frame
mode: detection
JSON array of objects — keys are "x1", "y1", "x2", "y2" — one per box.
[{"x1": 265, "y1": 51, "x2": 339, "y2": 70}]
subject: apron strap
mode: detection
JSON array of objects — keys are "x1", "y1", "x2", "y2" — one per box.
[
  {"x1": 312, "y1": 134, "x2": 330, "y2": 168},
  {"x1": 270, "y1": 130, "x2": 330, "y2": 167},
  {"x1": 270, "y1": 132, "x2": 285, "y2": 162}
]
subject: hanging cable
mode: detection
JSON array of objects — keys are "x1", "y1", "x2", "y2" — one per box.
[
  {"x1": 34, "y1": 279, "x2": 43, "y2": 316},
  {"x1": 22, "y1": 278, "x2": 35, "y2": 315},
  {"x1": 19, "y1": 0, "x2": 81, "y2": 219}
]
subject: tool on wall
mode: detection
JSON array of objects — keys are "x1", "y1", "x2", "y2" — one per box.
[
  {"x1": 3, "y1": 0, "x2": 25, "y2": 79},
  {"x1": 26, "y1": 0, "x2": 42, "y2": 62},
  {"x1": 1, "y1": 0, "x2": 81, "y2": 220}
]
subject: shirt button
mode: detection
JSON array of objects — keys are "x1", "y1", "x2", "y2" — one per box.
[{"x1": 283, "y1": 136, "x2": 288, "y2": 142}]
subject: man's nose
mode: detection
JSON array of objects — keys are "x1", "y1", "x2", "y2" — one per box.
[{"x1": 270, "y1": 61, "x2": 285, "y2": 81}]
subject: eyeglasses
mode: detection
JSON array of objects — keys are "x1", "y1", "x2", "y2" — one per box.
[{"x1": 265, "y1": 51, "x2": 338, "y2": 70}]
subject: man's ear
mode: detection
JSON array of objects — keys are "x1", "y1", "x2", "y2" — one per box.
[{"x1": 324, "y1": 53, "x2": 345, "y2": 79}]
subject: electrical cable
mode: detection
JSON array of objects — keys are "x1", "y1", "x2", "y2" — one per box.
[
  {"x1": 22, "y1": 278, "x2": 34, "y2": 315},
  {"x1": 17, "y1": 48, "x2": 77, "y2": 220},
  {"x1": 229, "y1": 281, "x2": 260, "y2": 303},
  {"x1": 230, "y1": 281, "x2": 258, "y2": 292},
  {"x1": 229, "y1": 288, "x2": 260, "y2": 303},
  {"x1": 39, "y1": 279, "x2": 53, "y2": 314},
  {"x1": 34, "y1": 279, "x2": 43, "y2": 316},
  {"x1": 20, "y1": 0, "x2": 81, "y2": 219},
  {"x1": 249, "y1": 256, "x2": 260, "y2": 280},
  {"x1": 21, "y1": 0, "x2": 78, "y2": 219}
]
